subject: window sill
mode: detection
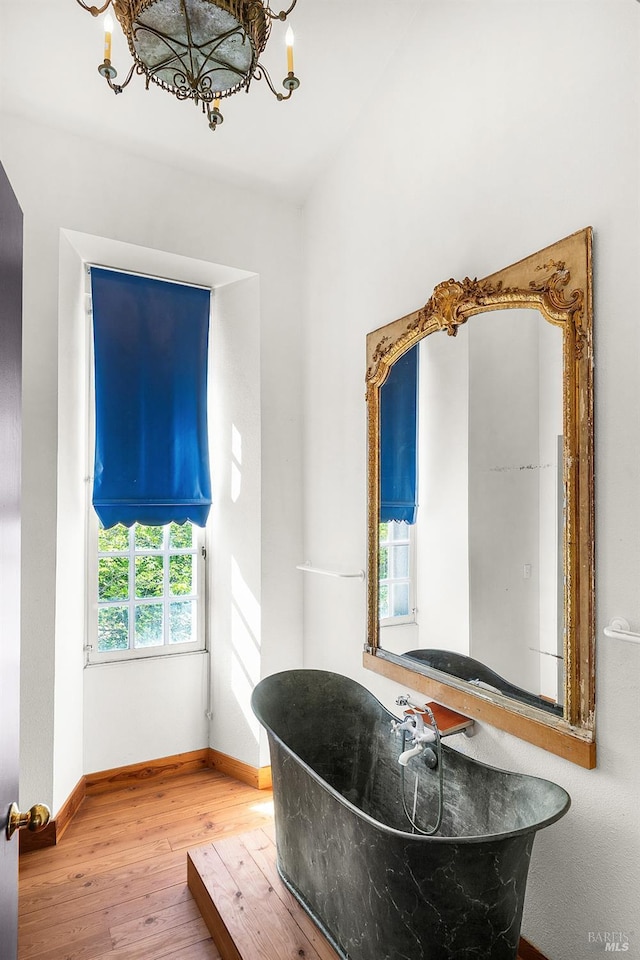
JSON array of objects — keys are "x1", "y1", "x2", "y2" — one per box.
[{"x1": 84, "y1": 647, "x2": 208, "y2": 668}]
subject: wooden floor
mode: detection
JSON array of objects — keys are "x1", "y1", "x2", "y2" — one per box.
[{"x1": 18, "y1": 769, "x2": 275, "y2": 960}]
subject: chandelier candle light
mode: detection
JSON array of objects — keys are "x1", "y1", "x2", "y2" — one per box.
[{"x1": 75, "y1": 0, "x2": 300, "y2": 131}]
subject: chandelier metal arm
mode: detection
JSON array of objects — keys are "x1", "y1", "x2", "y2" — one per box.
[
  {"x1": 75, "y1": 0, "x2": 113, "y2": 16},
  {"x1": 254, "y1": 61, "x2": 298, "y2": 100},
  {"x1": 249, "y1": 0, "x2": 298, "y2": 21},
  {"x1": 101, "y1": 60, "x2": 137, "y2": 94}
]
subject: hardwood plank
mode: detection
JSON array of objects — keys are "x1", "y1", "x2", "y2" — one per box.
[
  {"x1": 24, "y1": 780, "x2": 268, "y2": 862},
  {"x1": 20, "y1": 880, "x2": 191, "y2": 936},
  {"x1": 72, "y1": 773, "x2": 245, "y2": 824},
  {"x1": 161, "y1": 940, "x2": 220, "y2": 960},
  {"x1": 186, "y1": 859, "x2": 242, "y2": 960},
  {"x1": 19, "y1": 911, "x2": 110, "y2": 959},
  {"x1": 214, "y1": 833, "x2": 336, "y2": 960},
  {"x1": 20, "y1": 848, "x2": 185, "y2": 915},
  {"x1": 169, "y1": 806, "x2": 275, "y2": 852},
  {"x1": 19, "y1": 929, "x2": 114, "y2": 960},
  {"x1": 77, "y1": 769, "x2": 226, "y2": 812},
  {"x1": 188, "y1": 846, "x2": 272, "y2": 960},
  {"x1": 240, "y1": 830, "x2": 339, "y2": 960},
  {"x1": 109, "y1": 898, "x2": 202, "y2": 948},
  {"x1": 21, "y1": 791, "x2": 271, "y2": 878},
  {"x1": 189, "y1": 837, "x2": 336, "y2": 960},
  {"x1": 100, "y1": 917, "x2": 212, "y2": 960},
  {"x1": 200, "y1": 830, "x2": 341, "y2": 960},
  {"x1": 20, "y1": 838, "x2": 173, "y2": 883},
  {"x1": 100, "y1": 882, "x2": 191, "y2": 929}
]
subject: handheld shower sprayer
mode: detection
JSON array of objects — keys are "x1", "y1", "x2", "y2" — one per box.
[{"x1": 391, "y1": 692, "x2": 444, "y2": 835}]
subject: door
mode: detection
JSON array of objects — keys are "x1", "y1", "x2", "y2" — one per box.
[{"x1": 0, "y1": 159, "x2": 23, "y2": 959}]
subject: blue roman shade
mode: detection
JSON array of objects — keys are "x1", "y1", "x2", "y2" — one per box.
[
  {"x1": 91, "y1": 267, "x2": 211, "y2": 529},
  {"x1": 380, "y1": 344, "x2": 419, "y2": 524}
]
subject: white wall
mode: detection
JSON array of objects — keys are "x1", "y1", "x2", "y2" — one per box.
[
  {"x1": 537, "y1": 318, "x2": 564, "y2": 703},
  {"x1": 418, "y1": 329, "x2": 470, "y2": 654},
  {"x1": 0, "y1": 113, "x2": 304, "y2": 811},
  {"x1": 302, "y1": 3, "x2": 640, "y2": 958},
  {"x1": 468, "y1": 310, "x2": 540, "y2": 691}
]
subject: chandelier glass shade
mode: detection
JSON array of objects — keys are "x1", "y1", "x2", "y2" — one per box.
[{"x1": 75, "y1": 0, "x2": 299, "y2": 130}]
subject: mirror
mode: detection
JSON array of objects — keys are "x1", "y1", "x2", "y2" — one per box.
[
  {"x1": 364, "y1": 229, "x2": 595, "y2": 768},
  {"x1": 379, "y1": 311, "x2": 564, "y2": 717}
]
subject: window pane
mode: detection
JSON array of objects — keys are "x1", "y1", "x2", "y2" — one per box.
[
  {"x1": 98, "y1": 557, "x2": 129, "y2": 601},
  {"x1": 97, "y1": 606, "x2": 129, "y2": 651},
  {"x1": 379, "y1": 546, "x2": 388, "y2": 580},
  {"x1": 135, "y1": 555, "x2": 164, "y2": 598},
  {"x1": 135, "y1": 524, "x2": 164, "y2": 550},
  {"x1": 389, "y1": 520, "x2": 409, "y2": 543},
  {"x1": 390, "y1": 544, "x2": 410, "y2": 579},
  {"x1": 170, "y1": 600, "x2": 194, "y2": 644},
  {"x1": 391, "y1": 583, "x2": 410, "y2": 618},
  {"x1": 98, "y1": 523, "x2": 129, "y2": 553},
  {"x1": 170, "y1": 521, "x2": 193, "y2": 549},
  {"x1": 379, "y1": 522, "x2": 389, "y2": 543},
  {"x1": 169, "y1": 554, "x2": 193, "y2": 596},
  {"x1": 379, "y1": 584, "x2": 389, "y2": 620},
  {"x1": 135, "y1": 603, "x2": 163, "y2": 647}
]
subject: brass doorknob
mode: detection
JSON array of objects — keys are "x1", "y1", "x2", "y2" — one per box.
[{"x1": 6, "y1": 802, "x2": 51, "y2": 841}]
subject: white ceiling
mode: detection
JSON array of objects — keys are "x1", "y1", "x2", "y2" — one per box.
[{"x1": 0, "y1": 0, "x2": 425, "y2": 203}]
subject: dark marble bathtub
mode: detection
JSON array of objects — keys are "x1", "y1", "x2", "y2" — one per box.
[{"x1": 251, "y1": 669, "x2": 570, "y2": 960}]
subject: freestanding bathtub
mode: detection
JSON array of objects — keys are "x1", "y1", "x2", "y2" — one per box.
[{"x1": 251, "y1": 669, "x2": 570, "y2": 960}]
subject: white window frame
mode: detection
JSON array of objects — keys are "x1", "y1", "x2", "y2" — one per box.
[
  {"x1": 379, "y1": 520, "x2": 417, "y2": 628},
  {"x1": 84, "y1": 264, "x2": 208, "y2": 665},
  {"x1": 87, "y1": 518, "x2": 206, "y2": 664}
]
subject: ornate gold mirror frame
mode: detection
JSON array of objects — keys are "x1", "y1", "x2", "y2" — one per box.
[{"x1": 364, "y1": 228, "x2": 595, "y2": 768}]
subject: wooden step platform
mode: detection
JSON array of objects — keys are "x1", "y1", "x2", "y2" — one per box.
[
  {"x1": 187, "y1": 827, "x2": 341, "y2": 960},
  {"x1": 188, "y1": 827, "x2": 536, "y2": 960}
]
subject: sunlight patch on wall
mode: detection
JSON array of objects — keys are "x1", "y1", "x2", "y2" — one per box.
[
  {"x1": 231, "y1": 555, "x2": 261, "y2": 739},
  {"x1": 231, "y1": 650, "x2": 260, "y2": 743},
  {"x1": 231, "y1": 423, "x2": 242, "y2": 503},
  {"x1": 231, "y1": 555, "x2": 260, "y2": 648}
]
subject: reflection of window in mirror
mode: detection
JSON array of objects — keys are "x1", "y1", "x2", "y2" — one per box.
[
  {"x1": 379, "y1": 343, "x2": 419, "y2": 644},
  {"x1": 379, "y1": 521, "x2": 416, "y2": 627}
]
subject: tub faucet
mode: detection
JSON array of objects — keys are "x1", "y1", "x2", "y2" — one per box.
[{"x1": 391, "y1": 696, "x2": 440, "y2": 766}]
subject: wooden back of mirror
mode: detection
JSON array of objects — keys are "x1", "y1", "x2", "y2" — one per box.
[{"x1": 364, "y1": 228, "x2": 595, "y2": 768}]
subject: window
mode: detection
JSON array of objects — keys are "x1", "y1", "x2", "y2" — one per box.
[
  {"x1": 379, "y1": 520, "x2": 415, "y2": 625},
  {"x1": 85, "y1": 266, "x2": 210, "y2": 664},
  {"x1": 88, "y1": 520, "x2": 205, "y2": 663}
]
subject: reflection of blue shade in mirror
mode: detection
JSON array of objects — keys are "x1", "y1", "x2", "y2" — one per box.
[{"x1": 380, "y1": 345, "x2": 418, "y2": 524}]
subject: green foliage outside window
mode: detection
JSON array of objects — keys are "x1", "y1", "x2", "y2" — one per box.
[
  {"x1": 170, "y1": 555, "x2": 193, "y2": 595},
  {"x1": 135, "y1": 525, "x2": 164, "y2": 550},
  {"x1": 97, "y1": 521, "x2": 197, "y2": 654},
  {"x1": 135, "y1": 555, "x2": 164, "y2": 598},
  {"x1": 97, "y1": 606, "x2": 129, "y2": 651},
  {"x1": 98, "y1": 557, "x2": 129, "y2": 601}
]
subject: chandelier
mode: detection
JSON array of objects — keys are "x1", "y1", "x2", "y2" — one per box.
[{"x1": 74, "y1": 0, "x2": 299, "y2": 131}]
